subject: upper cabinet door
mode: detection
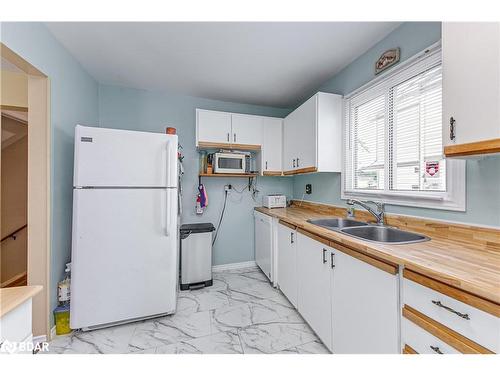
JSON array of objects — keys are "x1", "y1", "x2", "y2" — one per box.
[
  {"x1": 262, "y1": 117, "x2": 283, "y2": 174},
  {"x1": 283, "y1": 92, "x2": 342, "y2": 174},
  {"x1": 443, "y1": 23, "x2": 500, "y2": 155},
  {"x1": 231, "y1": 114, "x2": 263, "y2": 146},
  {"x1": 293, "y1": 94, "x2": 317, "y2": 171},
  {"x1": 283, "y1": 110, "x2": 298, "y2": 172},
  {"x1": 196, "y1": 109, "x2": 232, "y2": 145}
]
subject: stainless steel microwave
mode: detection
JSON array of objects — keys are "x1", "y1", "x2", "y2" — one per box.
[{"x1": 213, "y1": 152, "x2": 246, "y2": 174}]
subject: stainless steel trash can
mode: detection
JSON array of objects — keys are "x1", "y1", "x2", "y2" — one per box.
[{"x1": 179, "y1": 223, "x2": 215, "y2": 290}]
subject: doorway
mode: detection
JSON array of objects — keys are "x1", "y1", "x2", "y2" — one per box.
[
  {"x1": 1, "y1": 110, "x2": 28, "y2": 287},
  {"x1": 1, "y1": 44, "x2": 51, "y2": 340}
]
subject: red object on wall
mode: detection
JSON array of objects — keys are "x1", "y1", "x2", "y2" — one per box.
[{"x1": 166, "y1": 127, "x2": 176, "y2": 135}]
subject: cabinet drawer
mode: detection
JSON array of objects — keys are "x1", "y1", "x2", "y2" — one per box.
[
  {"x1": 0, "y1": 299, "x2": 32, "y2": 344},
  {"x1": 403, "y1": 317, "x2": 460, "y2": 354},
  {"x1": 403, "y1": 272, "x2": 499, "y2": 353}
]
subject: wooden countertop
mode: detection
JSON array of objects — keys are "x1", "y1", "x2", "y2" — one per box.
[
  {"x1": 256, "y1": 205, "x2": 500, "y2": 305},
  {"x1": 0, "y1": 285, "x2": 43, "y2": 318}
]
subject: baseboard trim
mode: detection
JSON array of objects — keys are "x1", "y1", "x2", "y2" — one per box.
[
  {"x1": 33, "y1": 333, "x2": 47, "y2": 345},
  {"x1": 212, "y1": 261, "x2": 257, "y2": 272}
]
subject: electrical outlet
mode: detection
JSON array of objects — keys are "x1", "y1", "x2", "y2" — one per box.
[
  {"x1": 305, "y1": 184, "x2": 312, "y2": 194},
  {"x1": 224, "y1": 184, "x2": 232, "y2": 192}
]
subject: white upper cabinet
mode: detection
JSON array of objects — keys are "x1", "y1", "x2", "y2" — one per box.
[
  {"x1": 196, "y1": 109, "x2": 232, "y2": 145},
  {"x1": 261, "y1": 117, "x2": 283, "y2": 174},
  {"x1": 283, "y1": 92, "x2": 342, "y2": 174},
  {"x1": 442, "y1": 22, "x2": 500, "y2": 157},
  {"x1": 231, "y1": 114, "x2": 263, "y2": 146},
  {"x1": 196, "y1": 109, "x2": 266, "y2": 150}
]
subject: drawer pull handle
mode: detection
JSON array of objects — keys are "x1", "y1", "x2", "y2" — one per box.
[
  {"x1": 322, "y1": 248, "x2": 327, "y2": 264},
  {"x1": 432, "y1": 300, "x2": 470, "y2": 320},
  {"x1": 430, "y1": 345, "x2": 443, "y2": 354}
]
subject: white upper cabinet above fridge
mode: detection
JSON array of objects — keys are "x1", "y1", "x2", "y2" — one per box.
[
  {"x1": 283, "y1": 92, "x2": 343, "y2": 175},
  {"x1": 442, "y1": 22, "x2": 500, "y2": 158}
]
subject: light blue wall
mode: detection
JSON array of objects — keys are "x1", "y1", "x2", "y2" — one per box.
[
  {"x1": 1, "y1": 23, "x2": 99, "y2": 315},
  {"x1": 98, "y1": 84, "x2": 293, "y2": 265},
  {"x1": 292, "y1": 22, "x2": 500, "y2": 227}
]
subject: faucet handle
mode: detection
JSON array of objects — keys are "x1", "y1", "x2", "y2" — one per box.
[{"x1": 346, "y1": 200, "x2": 355, "y2": 217}]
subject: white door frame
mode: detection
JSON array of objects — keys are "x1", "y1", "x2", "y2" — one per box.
[{"x1": 1, "y1": 43, "x2": 51, "y2": 339}]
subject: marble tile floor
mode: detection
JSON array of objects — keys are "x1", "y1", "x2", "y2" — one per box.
[{"x1": 46, "y1": 266, "x2": 330, "y2": 354}]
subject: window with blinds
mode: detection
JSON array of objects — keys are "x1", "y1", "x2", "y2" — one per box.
[{"x1": 344, "y1": 46, "x2": 465, "y2": 208}]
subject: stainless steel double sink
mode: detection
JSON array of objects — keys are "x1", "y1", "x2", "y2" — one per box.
[{"x1": 307, "y1": 218, "x2": 429, "y2": 245}]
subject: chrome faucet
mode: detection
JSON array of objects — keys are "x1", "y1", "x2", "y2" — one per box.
[{"x1": 346, "y1": 199, "x2": 386, "y2": 225}]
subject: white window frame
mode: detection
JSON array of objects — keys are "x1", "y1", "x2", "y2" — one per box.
[{"x1": 341, "y1": 42, "x2": 466, "y2": 211}]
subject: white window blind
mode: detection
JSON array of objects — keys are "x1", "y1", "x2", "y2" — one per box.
[{"x1": 343, "y1": 45, "x2": 465, "y2": 211}]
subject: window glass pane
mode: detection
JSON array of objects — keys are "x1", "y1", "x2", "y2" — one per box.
[
  {"x1": 392, "y1": 65, "x2": 445, "y2": 191},
  {"x1": 352, "y1": 95, "x2": 385, "y2": 190}
]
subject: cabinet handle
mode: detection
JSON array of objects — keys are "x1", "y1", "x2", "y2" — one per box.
[
  {"x1": 234, "y1": 133, "x2": 236, "y2": 142},
  {"x1": 322, "y1": 248, "x2": 327, "y2": 264},
  {"x1": 330, "y1": 253, "x2": 335, "y2": 268},
  {"x1": 297, "y1": 157, "x2": 300, "y2": 167},
  {"x1": 431, "y1": 300, "x2": 470, "y2": 320},
  {"x1": 227, "y1": 133, "x2": 230, "y2": 142},
  {"x1": 449, "y1": 117, "x2": 456, "y2": 140},
  {"x1": 290, "y1": 232, "x2": 294, "y2": 244},
  {"x1": 430, "y1": 346, "x2": 443, "y2": 354},
  {"x1": 293, "y1": 159, "x2": 296, "y2": 168},
  {"x1": 265, "y1": 161, "x2": 268, "y2": 170}
]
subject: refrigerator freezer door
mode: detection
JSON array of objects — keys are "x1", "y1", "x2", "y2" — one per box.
[
  {"x1": 74, "y1": 125, "x2": 178, "y2": 188},
  {"x1": 70, "y1": 188, "x2": 178, "y2": 329}
]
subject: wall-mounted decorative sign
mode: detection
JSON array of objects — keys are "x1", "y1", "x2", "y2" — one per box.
[{"x1": 375, "y1": 48, "x2": 400, "y2": 75}]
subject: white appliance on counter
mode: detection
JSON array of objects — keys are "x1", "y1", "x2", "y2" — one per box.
[
  {"x1": 70, "y1": 125, "x2": 178, "y2": 330},
  {"x1": 263, "y1": 194, "x2": 286, "y2": 209}
]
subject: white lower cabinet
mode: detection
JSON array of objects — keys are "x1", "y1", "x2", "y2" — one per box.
[
  {"x1": 0, "y1": 299, "x2": 33, "y2": 354},
  {"x1": 297, "y1": 232, "x2": 333, "y2": 351},
  {"x1": 277, "y1": 222, "x2": 298, "y2": 308},
  {"x1": 276, "y1": 223, "x2": 399, "y2": 353},
  {"x1": 331, "y1": 248, "x2": 399, "y2": 353}
]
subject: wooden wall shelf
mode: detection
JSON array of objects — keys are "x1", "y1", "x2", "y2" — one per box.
[
  {"x1": 197, "y1": 142, "x2": 261, "y2": 151},
  {"x1": 199, "y1": 173, "x2": 257, "y2": 178}
]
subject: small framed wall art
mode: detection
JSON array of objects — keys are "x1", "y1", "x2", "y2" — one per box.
[{"x1": 375, "y1": 48, "x2": 400, "y2": 75}]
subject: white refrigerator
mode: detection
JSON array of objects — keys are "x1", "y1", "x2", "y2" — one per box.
[{"x1": 70, "y1": 124, "x2": 178, "y2": 330}]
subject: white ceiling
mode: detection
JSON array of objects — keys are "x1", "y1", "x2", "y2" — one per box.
[{"x1": 45, "y1": 22, "x2": 400, "y2": 108}]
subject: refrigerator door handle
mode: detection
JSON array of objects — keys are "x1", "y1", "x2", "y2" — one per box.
[
  {"x1": 165, "y1": 189, "x2": 171, "y2": 237},
  {"x1": 166, "y1": 140, "x2": 172, "y2": 187}
]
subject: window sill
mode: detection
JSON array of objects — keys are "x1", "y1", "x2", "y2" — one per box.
[{"x1": 341, "y1": 190, "x2": 465, "y2": 212}]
